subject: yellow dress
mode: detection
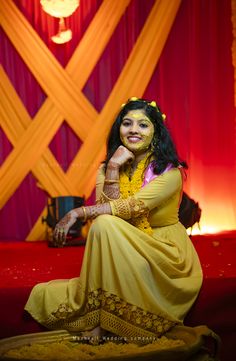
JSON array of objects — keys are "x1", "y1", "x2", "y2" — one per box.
[{"x1": 25, "y1": 165, "x2": 202, "y2": 341}]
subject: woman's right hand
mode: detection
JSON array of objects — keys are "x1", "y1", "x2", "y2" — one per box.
[{"x1": 109, "y1": 145, "x2": 134, "y2": 168}]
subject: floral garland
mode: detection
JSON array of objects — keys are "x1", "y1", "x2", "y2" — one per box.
[{"x1": 119, "y1": 153, "x2": 153, "y2": 235}]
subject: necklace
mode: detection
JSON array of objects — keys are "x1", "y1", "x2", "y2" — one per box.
[{"x1": 119, "y1": 152, "x2": 153, "y2": 235}]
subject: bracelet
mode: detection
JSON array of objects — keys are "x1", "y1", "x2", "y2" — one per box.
[
  {"x1": 104, "y1": 179, "x2": 119, "y2": 184},
  {"x1": 81, "y1": 206, "x2": 88, "y2": 222}
]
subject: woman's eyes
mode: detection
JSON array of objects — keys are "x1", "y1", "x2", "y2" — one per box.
[
  {"x1": 121, "y1": 122, "x2": 149, "y2": 128},
  {"x1": 122, "y1": 121, "x2": 131, "y2": 126}
]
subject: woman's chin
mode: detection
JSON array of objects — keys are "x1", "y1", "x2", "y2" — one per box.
[{"x1": 131, "y1": 144, "x2": 149, "y2": 152}]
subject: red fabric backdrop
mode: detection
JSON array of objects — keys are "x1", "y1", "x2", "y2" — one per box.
[{"x1": 0, "y1": 0, "x2": 235, "y2": 240}]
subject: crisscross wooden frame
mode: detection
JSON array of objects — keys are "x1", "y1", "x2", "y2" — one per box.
[{"x1": 0, "y1": 0, "x2": 181, "y2": 240}]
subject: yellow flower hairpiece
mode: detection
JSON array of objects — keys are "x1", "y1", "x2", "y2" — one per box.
[
  {"x1": 149, "y1": 101, "x2": 157, "y2": 108},
  {"x1": 148, "y1": 100, "x2": 166, "y2": 121},
  {"x1": 121, "y1": 97, "x2": 138, "y2": 108},
  {"x1": 121, "y1": 98, "x2": 166, "y2": 121}
]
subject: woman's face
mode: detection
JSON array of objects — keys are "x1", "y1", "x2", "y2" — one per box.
[{"x1": 119, "y1": 109, "x2": 154, "y2": 153}]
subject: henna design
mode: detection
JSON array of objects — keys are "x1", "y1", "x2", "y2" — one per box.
[
  {"x1": 58, "y1": 212, "x2": 72, "y2": 227},
  {"x1": 85, "y1": 203, "x2": 111, "y2": 219},
  {"x1": 53, "y1": 211, "x2": 77, "y2": 247},
  {"x1": 103, "y1": 183, "x2": 120, "y2": 200},
  {"x1": 102, "y1": 162, "x2": 120, "y2": 200}
]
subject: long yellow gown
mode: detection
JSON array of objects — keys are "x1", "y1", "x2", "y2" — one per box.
[{"x1": 25, "y1": 165, "x2": 202, "y2": 341}]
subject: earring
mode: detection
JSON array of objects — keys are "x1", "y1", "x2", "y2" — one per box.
[{"x1": 151, "y1": 138, "x2": 158, "y2": 150}]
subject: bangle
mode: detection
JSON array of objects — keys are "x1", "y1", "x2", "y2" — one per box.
[
  {"x1": 104, "y1": 179, "x2": 119, "y2": 184},
  {"x1": 81, "y1": 206, "x2": 87, "y2": 222}
]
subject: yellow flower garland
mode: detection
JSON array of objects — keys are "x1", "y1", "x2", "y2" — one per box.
[{"x1": 119, "y1": 153, "x2": 153, "y2": 235}]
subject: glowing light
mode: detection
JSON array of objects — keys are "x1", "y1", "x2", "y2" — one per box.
[
  {"x1": 187, "y1": 223, "x2": 235, "y2": 236},
  {"x1": 40, "y1": 0, "x2": 79, "y2": 18},
  {"x1": 40, "y1": 0, "x2": 79, "y2": 44}
]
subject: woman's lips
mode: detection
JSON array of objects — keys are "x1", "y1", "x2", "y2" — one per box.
[{"x1": 127, "y1": 136, "x2": 142, "y2": 143}]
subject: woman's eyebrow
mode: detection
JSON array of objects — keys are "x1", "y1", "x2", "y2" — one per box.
[{"x1": 122, "y1": 117, "x2": 150, "y2": 122}]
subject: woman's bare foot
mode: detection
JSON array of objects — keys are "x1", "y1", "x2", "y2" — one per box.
[{"x1": 82, "y1": 326, "x2": 107, "y2": 344}]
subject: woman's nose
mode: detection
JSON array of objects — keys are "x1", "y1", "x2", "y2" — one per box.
[{"x1": 129, "y1": 124, "x2": 139, "y2": 133}]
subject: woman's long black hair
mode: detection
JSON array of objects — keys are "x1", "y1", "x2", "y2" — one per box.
[{"x1": 104, "y1": 98, "x2": 187, "y2": 174}]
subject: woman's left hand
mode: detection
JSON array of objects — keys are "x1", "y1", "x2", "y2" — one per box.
[{"x1": 53, "y1": 210, "x2": 78, "y2": 247}]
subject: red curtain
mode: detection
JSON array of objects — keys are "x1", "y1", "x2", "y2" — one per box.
[{"x1": 0, "y1": 0, "x2": 235, "y2": 240}]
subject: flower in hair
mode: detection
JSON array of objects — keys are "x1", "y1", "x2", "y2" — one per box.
[
  {"x1": 129, "y1": 97, "x2": 138, "y2": 101},
  {"x1": 149, "y1": 101, "x2": 157, "y2": 108},
  {"x1": 148, "y1": 100, "x2": 166, "y2": 121}
]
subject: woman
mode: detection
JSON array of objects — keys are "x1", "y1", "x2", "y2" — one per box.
[{"x1": 25, "y1": 97, "x2": 203, "y2": 343}]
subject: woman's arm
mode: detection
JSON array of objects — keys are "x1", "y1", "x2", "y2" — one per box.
[
  {"x1": 102, "y1": 162, "x2": 120, "y2": 200},
  {"x1": 54, "y1": 168, "x2": 182, "y2": 244},
  {"x1": 53, "y1": 202, "x2": 112, "y2": 246},
  {"x1": 53, "y1": 167, "x2": 182, "y2": 246},
  {"x1": 109, "y1": 168, "x2": 182, "y2": 222},
  {"x1": 97, "y1": 146, "x2": 134, "y2": 203}
]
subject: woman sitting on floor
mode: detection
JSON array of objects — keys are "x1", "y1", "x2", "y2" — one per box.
[{"x1": 25, "y1": 97, "x2": 203, "y2": 343}]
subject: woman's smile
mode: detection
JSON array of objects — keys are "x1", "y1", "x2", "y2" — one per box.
[{"x1": 127, "y1": 135, "x2": 142, "y2": 143}]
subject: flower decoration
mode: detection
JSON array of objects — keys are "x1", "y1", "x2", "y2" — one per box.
[
  {"x1": 162, "y1": 113, "x2": 166, "y2": 121},
  {"x1": 149, "y1": 101, "x2": 157, "y2": 108}
]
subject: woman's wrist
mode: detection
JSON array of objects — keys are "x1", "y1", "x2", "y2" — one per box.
[
  {"x1": 107, "y1": 160, "x2": 120, "y2": 170},
  {"x1": 73, "y1": 203, "x2": 112, "y2": 221},
  {"x1": 73, "y1": 208, "x2": 84, "y2": 220},
  {"x1": 105, "y1": 161, "x2": 120, "y2": 189}
]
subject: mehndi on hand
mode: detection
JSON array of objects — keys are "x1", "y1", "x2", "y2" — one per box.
[{"x1": 53, "y1": 210, "x2": 77, "y2": 247}]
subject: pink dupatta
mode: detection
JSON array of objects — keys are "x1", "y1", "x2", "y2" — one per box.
[
  {"x1": 142, "y1": 161, "x2": 184, "y2": 207},
  {"x1": 142, "y1": 161, "x2": 173, "y2": 187}
]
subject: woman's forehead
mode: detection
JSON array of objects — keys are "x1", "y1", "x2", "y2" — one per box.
[{"x1": 123, "y1": 109, "x2": 150, "y2": 120}]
